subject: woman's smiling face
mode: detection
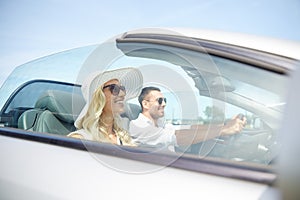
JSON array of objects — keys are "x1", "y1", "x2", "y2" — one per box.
[{"x1": 102, "y1": 79, "x2": 126, "y2": 115}]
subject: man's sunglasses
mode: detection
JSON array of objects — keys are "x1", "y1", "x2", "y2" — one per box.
[
  {"x1": 145, "y1": 97, "x2": 167, "y2": 105},
  {"x1": 103, "y1": 84, "x2": 126, "y2": 96}
]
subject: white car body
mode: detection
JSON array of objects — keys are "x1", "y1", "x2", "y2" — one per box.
[{"x1": 1, "y1": 28, "x2": 300, "y2": 200}]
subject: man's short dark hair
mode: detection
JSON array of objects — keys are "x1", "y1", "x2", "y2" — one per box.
[{"x1": 138, "y1": 86, "x2": 161, "y2": 108}]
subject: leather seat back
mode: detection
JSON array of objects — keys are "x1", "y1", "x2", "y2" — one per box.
[{"x1": 18, "y1": 90, "x2": 85, "y2": 135}]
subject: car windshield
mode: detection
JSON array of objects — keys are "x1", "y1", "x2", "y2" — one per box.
[
  {"x1": 0, "y1": 45, "x2": 96, "y2": 110},
  {"x1": 0, "y1": 38, "x2": 290, "y2": 166},
  {"x1": 110, "y1": 41, "x2": 288, "y2": 164}
]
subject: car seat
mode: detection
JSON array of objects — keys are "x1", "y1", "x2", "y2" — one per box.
[
  {"x1": 18, "y1": 89, "x2": 141, "y2": 135},
  {"x1": 121, "y1": 102, "x2": 141, "y2": 120},
  {"x1": 18, "y1": 90, "x2": 85, "y2": 135}
]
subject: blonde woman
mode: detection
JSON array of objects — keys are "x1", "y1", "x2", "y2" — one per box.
[{"x1": 68, "y1": 68, "x2": 143, "y2": 146}]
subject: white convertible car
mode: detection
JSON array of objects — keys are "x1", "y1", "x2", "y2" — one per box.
[{"x1": 1, "y1": 28, "x2": 300, "y2": 199}]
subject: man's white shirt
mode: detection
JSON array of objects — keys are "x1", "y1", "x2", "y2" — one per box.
[{"x1": 129, "y1": 113, "x2": 177, "y2": 148}]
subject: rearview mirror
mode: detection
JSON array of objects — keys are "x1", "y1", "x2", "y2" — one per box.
[{"x1": 193, "y1": 74, "x2": 235, "y2": 93}]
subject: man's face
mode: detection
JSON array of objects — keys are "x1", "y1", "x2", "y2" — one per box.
[{"x1": 144, "y1": 90, "x2": 166, "y2": 120}]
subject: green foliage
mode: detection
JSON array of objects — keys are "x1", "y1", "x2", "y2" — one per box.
[{"x1": 203, "y1": 106, "x2": 225, "y2": 123}]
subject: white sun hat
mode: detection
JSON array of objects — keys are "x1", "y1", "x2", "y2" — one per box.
[{"x1": 75, "y1": 67, "x2": 143, "y2": 128}]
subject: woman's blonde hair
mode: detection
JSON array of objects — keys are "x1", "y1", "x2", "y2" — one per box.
[{"x1": 76, "y1": 83, "x2": 134, "y2": 146}]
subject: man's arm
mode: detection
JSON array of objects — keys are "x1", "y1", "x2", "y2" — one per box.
[{"x1": 175, "y1": 116, "x2": 246, "y2": 146}]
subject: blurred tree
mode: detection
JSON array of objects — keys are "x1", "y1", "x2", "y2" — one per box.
[{"x1": 203, "y1": 106, "x2": 225, "y2": 123}]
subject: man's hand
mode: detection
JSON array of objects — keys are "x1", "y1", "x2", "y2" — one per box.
[{"x1": 220, "y1": 114, "x2": 247, "y2": 136}]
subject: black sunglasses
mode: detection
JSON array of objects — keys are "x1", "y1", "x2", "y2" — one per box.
[
  {"x1": 103, "y1": 84, "x2": 126, "y2": 96},
  {"x1": 145, "y1": 97, "x2": 167, "y2": 105},
  {"x1": 157, "y1": 97, "x2": 167, "y2": 104}
]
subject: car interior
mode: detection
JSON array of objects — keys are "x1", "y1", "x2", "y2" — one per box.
[
  {"x1": 18, "y1": 90, "x2": 85, "y2": 135},
  {"x1": 0, "y1": 80, "x2": 142, "y2": 136},
  {"x1": 1, "y1": 52, "x2": 283, "y2": 164},
  {"x1": 0, "y1": 65, "x2": 281, "y2": 165}
]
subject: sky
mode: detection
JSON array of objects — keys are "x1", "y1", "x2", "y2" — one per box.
[{"x1": 0, "y1": 0, "x2": 300, "y2": 87}]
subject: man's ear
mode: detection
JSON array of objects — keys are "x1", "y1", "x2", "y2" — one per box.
[{"x1": 142, "y1": 100, "x2": 149, "y2": 110}]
